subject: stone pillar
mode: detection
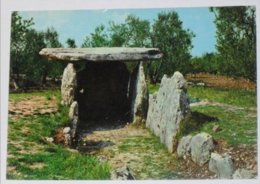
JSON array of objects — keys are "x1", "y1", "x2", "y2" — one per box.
[
  {"x1": 129, "y1": 62, "x2": 149, "y2": 124},
  {"x1": 61, "y1": 63, "x2": 77, "y2": 106},
  {"x1": 69, "y1": 101, "x2": 79, "y2": 147},
  {"x1": 146, "y1": 71, "x2": 190, "y2": 153}
]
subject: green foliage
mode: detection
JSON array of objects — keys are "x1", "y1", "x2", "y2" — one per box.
[
  {"x1": 210, "y1": 6, "x2": 256, "y2": 81},
  {"x1": 149, "y1": 12, "x2": 194, "y2": 82},
  {"x1": 82, "y1": 25, "x2": 110, "y2": 47},
  {"x1": 10, "y1": 12, "x2": 34, "y2": 83},
  {"x1": 148, "y1": 83, "x2": 160, "y2": 94},
  {"x1": 81, "y1": 12, "x2": 194, "y2": 83},
  {"x1": 66, "y1": 38, "x2": 77, "y2": 48},
  {"x1": 10, "y1": 13, "x2": 65, "y2": 87},
  {"x1": 190, "y1": 52, "x2": 219, "y2": 74},
  {"x1": 109, "y1": 15, "x2": 151, "y2": 47}
]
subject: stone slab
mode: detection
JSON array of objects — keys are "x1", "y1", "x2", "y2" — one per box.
[
  {"x1": 146, "y1": 72, "x2": 190, "y2": 153},
  {"x1": 39, "y1": 47, "x2": 162, "y2": 62}
]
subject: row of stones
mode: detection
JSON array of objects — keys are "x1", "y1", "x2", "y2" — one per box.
[{"x1": 177, "y1": 133, "x2": 254, "y2": 179}]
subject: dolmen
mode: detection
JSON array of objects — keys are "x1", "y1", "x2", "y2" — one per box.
[
  {"x1": 40, "y1": 47, "x2": 163, "y2": 145},
  {"x1": 40, "y1": 47, "x2": 191, "y2": 154}
]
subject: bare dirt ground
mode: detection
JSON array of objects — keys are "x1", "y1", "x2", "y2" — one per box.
[
  {"x1": 186, "y1": 73, "x2": 256, "y2": 90},
  {"x1": 9, "y1": 96, "x2": 58, "y2": 120}
]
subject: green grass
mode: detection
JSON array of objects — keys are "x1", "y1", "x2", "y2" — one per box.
[
  {"x1": 148, "y1": 84, "x2": 257, "y2": 146},
  {"x1": 187, "y1": 86, "x2": 257, "y2": 146},
  {"x1": 118, "y1": 135, "x2": 166, "y2": 152},
  {"x1": 9, "y1": 90, "x2": 61, "y2": 102},
  {"x1": 7, "y1": 146, "x2": 110, "y2": 180},
  {"x1": 191, "y1": 106, "x2": 257, "y2": 145},
  {"x1": 7, "y1": 90, "x2": 111, "y2": 180},
  {"x1": 148, "y1": 83, "x2": 160, "y2": 94},
  {"x1": 117, "y1": 132, "x2": 182, "y2": 179},
  {"x1": 188, "y1": 86, "x2": 256, "y2": 108}
]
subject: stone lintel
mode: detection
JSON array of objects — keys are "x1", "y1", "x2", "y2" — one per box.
[{"x1": 39, "y1": 47, "x2": 162, "y2": 62}]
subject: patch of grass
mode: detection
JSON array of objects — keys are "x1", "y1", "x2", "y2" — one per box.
[
  {"x1": 191, "y1": 105, "x2": 257, "y2": 145},
  {"x1": 7, "y1": 90, "x2": 111, "y2": 180},
  {"x1": 9, "y1": 90, "x2": 60, "y2": 102},
  {"x1": 8, "y1": 146, "x2": 110, "y2": 180},
  {"x1": 148, "y1": 83, "x2": 160, "y2": 94},
  {"x1": 176, "y1": 111, "x2": 218, "y2": 140},
  {"x1": 188, "y1": 86, "x2": 256, "y2": 108},
  {"x1": 117, "y1": 132, "x2": 182, "y2": 179},
  {"x1": 119, "y1": 135, "x2": 166, "y2": 153}
]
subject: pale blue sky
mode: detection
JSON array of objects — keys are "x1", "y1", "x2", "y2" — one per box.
[{"x1": 19, "y1": 7, "x2": 216, "y2": 57}]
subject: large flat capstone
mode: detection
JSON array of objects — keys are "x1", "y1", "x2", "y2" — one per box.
[{"x1": 39, "y1": 47, "x2": 162, "y2": 62}]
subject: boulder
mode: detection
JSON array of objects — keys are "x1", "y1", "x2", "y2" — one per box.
[
  {"x1": 63, "y1": 127, "x2": 71, "y2": 134},
  {"x1": 177, "y1": 135, "x2": 192, "y2": 158},
  {"x1": 209, "y1": 152, "x2": 234, "y2": 179},
  {"x1": 232, "y1": 168, "x2": 254, "y2": 179},
  {"x1": 146, "y1": 71, "x2": 190, "y2": 152},
  {"x1": 129, "y1": 62, "x2": 148, "y2": 124},
  {"x1": 190, "y1": 132, "x2": 214, "y2": 166},
  {"x1": 61, "y1": 63, "x2": 77, "y2": 106},
  {"x1": 111, "y1": 166, "x2": 135, "y2": 180}
]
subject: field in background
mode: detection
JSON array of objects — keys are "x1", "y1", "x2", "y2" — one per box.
[{"x1": 185, "y1": 73, "x2": 256, "y2": 90}]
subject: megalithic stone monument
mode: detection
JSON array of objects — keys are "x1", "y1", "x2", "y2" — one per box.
[{"x1": 39, "y1": 47, "x2": 163, "y2": 144}]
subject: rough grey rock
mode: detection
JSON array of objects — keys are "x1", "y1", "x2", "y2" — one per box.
[
  {"x1": 61, "y1": 63, "x2": 77, "y2": 106},
  {"x1": 232, "y1": 168, "x2": 254, "y2": 179},
  {"x1": 177, "y1": 135, "x2": 192, "y2": 158},
  {"x1": 209, "y1": 152, "x2": 234, "y2": 179},
  {"x1": 111, "y1": 166, "x2": 135, "y2": 180},
  {"x1": 212, "y1": 124, "x2": 221, "y2": 132},
  {"x1": 69, "y1": 101, "x2": 78, "y2": 119},
  {"x1": 190, "y1": 132, "x2": 214, "y2": 166},
  {"x1": 130, "y1": 62, "x2": 148, "y2": 124},
  {"x1": 146, "y1": 71, "x2": 190, "y2": 153},
  {"x1": 61, "y1": 127, "x2": 71, "y2": 146},
  {"x1": 39, "y1": 47, "x2": 162, "y2": 62},
  {"x1": 70, "y1": 116, "x2": 79, "y2": 142},
  {"x1": 63, "y1": 127, "x2": 71, "y2": 134}
]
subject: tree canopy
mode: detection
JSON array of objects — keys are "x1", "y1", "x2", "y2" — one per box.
[
  {"x1": 210, "y1": 6, "x2": 256, "y2": 81},
  {"x1": 81, "y1": 12, "x2": 194, "y2": 83},
  {"x1": 10, "y1": 12, "x2": 64, "y2": 87},
  {"x1": 10, "y1": 7, "x2": 256, "y2": 89}
]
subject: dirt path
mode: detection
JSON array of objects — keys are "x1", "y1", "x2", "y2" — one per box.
[{"x1": 77, "y1": 124, "x2": 185, "y2": 179}]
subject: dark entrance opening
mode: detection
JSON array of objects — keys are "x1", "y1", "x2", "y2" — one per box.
[{"x1": 76, "y1": 61, "x2": 131, "y2": 131}]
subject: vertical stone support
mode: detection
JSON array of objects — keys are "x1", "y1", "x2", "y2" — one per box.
[
  {"x1": 146, "y1": 72, "x2": 190, "y2": 152},
  {"x1": 129, "y1": 62, "x2": 149, "y2": 124},
  {"x1": 69, "y1": 101, "x2": 79, "y2": 147},
  {"x1": 61, "y1": 63, "x2": 77, "y2": 106}
]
